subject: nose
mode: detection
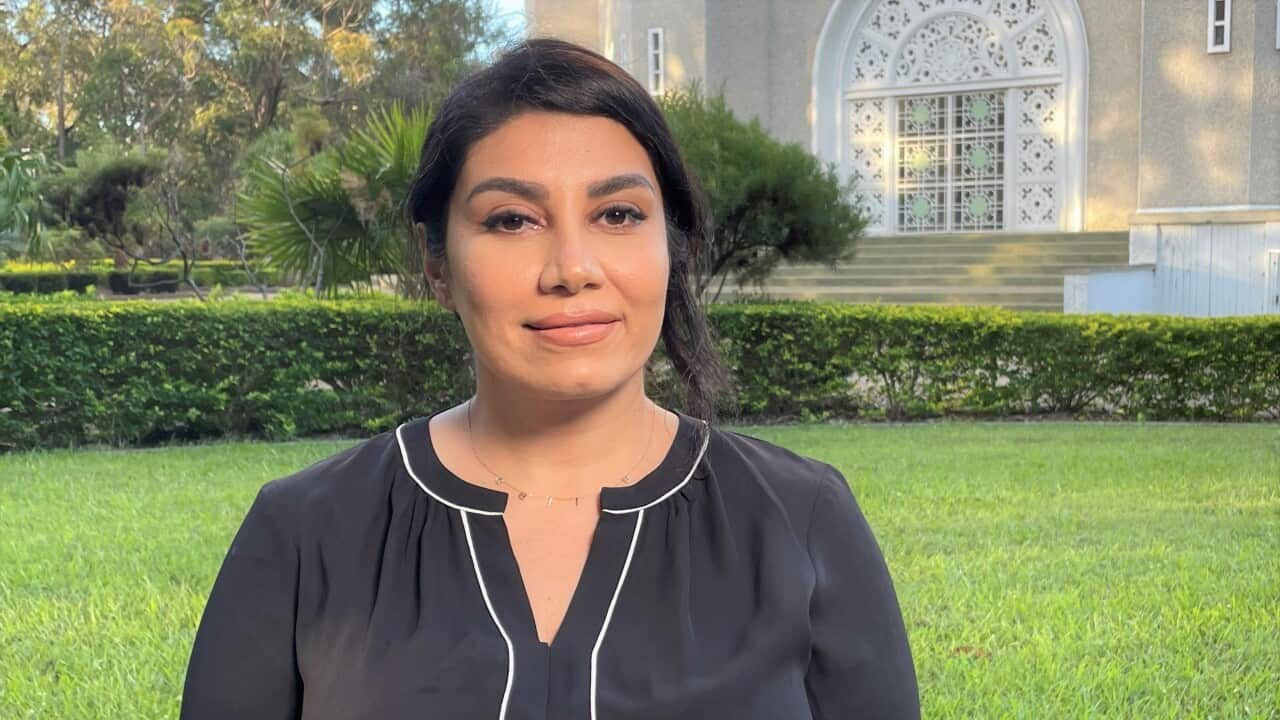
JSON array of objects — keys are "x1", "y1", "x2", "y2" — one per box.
[{"x1": 538, "y1": 221, "x2": 605, "y2": 294}]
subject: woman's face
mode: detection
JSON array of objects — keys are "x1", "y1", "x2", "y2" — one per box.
[{"x1": 427, "y1": 110, "x2": 670, "y2": 400}]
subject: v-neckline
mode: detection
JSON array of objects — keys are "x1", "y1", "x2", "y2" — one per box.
[
  {"x1": 472, "y1": 470, "x2": 659, "y2": 655},
  {"x1": 495, "y1": 411, "x2": 697, "y2": 652},
  {"x1": 500, "y1": 512, "x2": 605, "y2": 651},
  {"x1": 403, "y1": 406, "x2": 702, "y2": 654}
]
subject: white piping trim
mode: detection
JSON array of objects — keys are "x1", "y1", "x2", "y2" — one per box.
[
  {"x1": 461, "y1": 510, "x2": 516, "y2": 720},
  {"x1": 395, "y1": 421, "x2": 504, "y2": 516},
  {"x1": 600, "y1": 420, "x2": 711, "y2": 515},
  {"x1": 590, "y1": 507, "x2": 646, "y2": 720}
]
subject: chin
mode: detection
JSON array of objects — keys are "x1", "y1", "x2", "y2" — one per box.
[{"x1": 523, "y1": 363, "x2": 638, "y2": 398}]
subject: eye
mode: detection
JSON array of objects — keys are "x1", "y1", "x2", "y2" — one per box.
[
  {"x1": 597, "y1": 204, "x2": 647, "y2": 228},
  {"x1": 481, "y1": 210, "x2": 540, "y2": 233}
]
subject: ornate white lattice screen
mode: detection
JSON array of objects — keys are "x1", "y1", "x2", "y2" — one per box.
[{"x1": 842, "y1": 0, "x2": 1071, "y2": 233}]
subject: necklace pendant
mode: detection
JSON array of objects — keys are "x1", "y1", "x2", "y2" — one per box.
[{"x1": 546, "y1": 496, "x2": 554, "y2": 507}]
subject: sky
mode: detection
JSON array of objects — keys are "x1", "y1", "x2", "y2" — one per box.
[
  {"x1": 472, "y1": 0, "x2": 528, "y2": 59},
  {"x1": 496, "y1": 0, "x2": 529, "y2": 39}
]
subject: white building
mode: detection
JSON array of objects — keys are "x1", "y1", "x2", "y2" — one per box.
[{"x1": 525, "y1": 0, "x2": 1280, "y2": 316}]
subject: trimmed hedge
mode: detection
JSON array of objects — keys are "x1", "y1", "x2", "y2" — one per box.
[
  {"x1": 0, "y1": 261, "x2": 281, "y2": 295},
  {"x1": 0, "y1": 272, "x2": 100, "y2": 294},
  {"x1": 0, "y1": 297, "x2": 1276, "y2": 450}
]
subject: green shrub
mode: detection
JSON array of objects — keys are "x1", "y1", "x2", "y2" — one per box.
[
  {"x1": 0, "y1": 260, "x2": 281, "y2": 295},
  {"x1": 0, "y1": 295, "x2": 469, "y2": 449},
  {"x1": 0, "y1": 286, "x2": 96, "y2": 304},
  {"x1": 104, "y1": 270, "x2": 180, "y2": 294},
  {"x1": 0, "y1": 271, "x2": 97, "y2": 294},
  {"x1": 0, "y1": 299, "x2": 1275, "y2": 451}
]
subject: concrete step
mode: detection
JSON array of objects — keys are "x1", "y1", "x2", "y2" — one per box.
[
  {"x1": 730, "y1": 231, "x2": 1132, "y2": 312},
  {"x1": 855, "y1": 231, "x2": 1128, "y2": 247},
  {"x1": 845, "y1": 243, "x2": 1128, "y2": 258},
  {"x1": 763, "y1": 274, "x2": 1069, "y2": 288},
  {"x1": 767, "y1": 265, "x2": 1095, "y2": 279},
  {"x1": 719, "y1": 285, "x2": 1065, "y2": 303},
  {"x1": 774, "y1": 254, "x2": 1127, "y2": 272},
  {"x1": 714, "y1": 292, "x2": 1063, "y2": 312},
  {"x1": 774, "y1": 262, "x2": 1127, "y2": 278},
  {"x1": 839, "y1": 251, "x2": 1126, "y2": 264}
]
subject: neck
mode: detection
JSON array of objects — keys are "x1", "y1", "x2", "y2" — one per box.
[{"x1": 464, "y1": 373, "x2": 672, "y2": 500}]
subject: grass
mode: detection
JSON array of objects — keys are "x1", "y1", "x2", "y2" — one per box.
[{"x1": 1, "y1": 420, "x2": 1277, "y2": 718}]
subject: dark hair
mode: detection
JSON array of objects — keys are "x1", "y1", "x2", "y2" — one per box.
[{"x1": 404, "y1": 37, "x2": 734, "y2": 423}]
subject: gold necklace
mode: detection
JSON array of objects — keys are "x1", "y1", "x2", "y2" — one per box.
[{"x1": 464, "y1": 397, "x2": 659, "y2": 507}]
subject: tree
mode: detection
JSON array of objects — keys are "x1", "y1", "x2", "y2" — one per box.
[
  {"x1": 659, "y1": 84, "x2": 868, "y2": 304},
  {"x1": 369, "y1": 0, "x2": 507, "y2": 110},
  {"x1": 238, "y1": 102, "x2": 430, "y2": 297},
  {"x1": 38, "y1": 140, "x2": 164, "y2": 267},
  {"x1": 1, "y1": 0, "x2": 509, "y2": 269},
  {"x1": 75, "y1": 0, "x2": 208, "y2": 154},
  {"x1": 0, "y1": 0, "x2": 96, "y2": 158}
]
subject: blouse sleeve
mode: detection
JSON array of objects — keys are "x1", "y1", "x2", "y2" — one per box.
[
  {"x1": 180, "y1": 480, "x2": 303, "y2": 720},
  {"x1": 804, "y1": 464, "x2": 920, "y2": 720}
]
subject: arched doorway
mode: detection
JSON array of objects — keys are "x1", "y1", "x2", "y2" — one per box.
[{"x1": 812, "y1": 0, "x2": 1088, "y2": 234}]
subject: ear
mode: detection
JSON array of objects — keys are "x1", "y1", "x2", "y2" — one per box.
[{"x1": 416, "y1": 222, "x2": 455, "y2": 311}]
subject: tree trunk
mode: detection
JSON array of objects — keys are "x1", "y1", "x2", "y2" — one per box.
[{"x1": 56, "y1": 19, "x2": 67, "y2": 161}]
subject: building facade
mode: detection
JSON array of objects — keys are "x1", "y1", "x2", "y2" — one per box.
[{"x1": 524, "y1": 0, "x2": 1280, "y2": 316}]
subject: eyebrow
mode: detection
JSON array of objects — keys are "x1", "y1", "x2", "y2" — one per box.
[{"x1": 464, "y1": 173, "x2": 656, "y2": 204}]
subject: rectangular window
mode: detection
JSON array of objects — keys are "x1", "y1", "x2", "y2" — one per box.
[
  {"x1": 1207, "y1": 0, "x2": 1231, "y2": 53},
  {"x1": 647, "y1": 27, "x2": 664, "y2": 95}
]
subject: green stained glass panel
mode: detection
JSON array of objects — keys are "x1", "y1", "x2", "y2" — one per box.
[
  {"x1": 911, "y1": 196, "x2": 932, "y2": 218},
  {"x1": 969, "y1": 146, "x2": 990, "y2": 170}
]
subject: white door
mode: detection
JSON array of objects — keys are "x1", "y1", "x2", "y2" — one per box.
[{"x1": 894, "y1": 92, "x2": 1007, "y2": 233}]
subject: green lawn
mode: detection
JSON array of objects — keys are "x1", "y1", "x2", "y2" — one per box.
[{"x1": 2, "y1": 421, "x2": 1277, "y2": 718}]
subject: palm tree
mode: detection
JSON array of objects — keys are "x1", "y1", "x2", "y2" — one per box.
[{"x1": 239, "y1": 102, "x2": 432, "y2": 297}]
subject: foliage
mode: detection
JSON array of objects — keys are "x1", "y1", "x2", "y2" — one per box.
[
  {"x1": 0, "y1": 0, "x2": 509, "y2": 267},
  {"x1": 32, "y1": 224, "x2": 99, "y2": 261},
  {"x1": 0, "y1": 294, "x2": 467, "y2": 448},
  {"x1": 0, "y1": 147, "x2": 48, "y2": 259},
  {"x1": 370, "y1": 0, "x2": 509, "y2": 109},
  {"x1": 34, "y1": 142, "x2": 230, "y2": 294},
  {"x1": 238, "y1": 103, "x2": 432, "y2": 297},
  {"x1": 659, "y1": 83, "x2": 868, "y2": 303},
  {"x1": 0, "y1": 258, "x2": 283, "y2": 295},
  {"x1": 0, "y1": 285, "x2": 96, "y2": 304},
  {"x1": 38, "y1": 141, "x2": 166, "y2": 254},
  {"x1": 0, "y1": 259, "x2": 78, "y2": 272},
  {"x1": 1, "y1": 298, "x2": 1276, "y2": 450}
]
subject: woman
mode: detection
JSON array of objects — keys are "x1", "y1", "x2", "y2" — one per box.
[{"x1": 180, "y1": 37, "x2": 919, "y2": 720}]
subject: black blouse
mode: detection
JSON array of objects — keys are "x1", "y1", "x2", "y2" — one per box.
[{"x1": 180, "y1": 407, "x2": 919, "y2": 719}]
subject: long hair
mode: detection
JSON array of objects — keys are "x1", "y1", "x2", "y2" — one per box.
[{"x1": 404, "y1": 37, "x2": 735, "y2": 423}]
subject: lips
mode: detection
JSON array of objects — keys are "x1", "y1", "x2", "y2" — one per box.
[
  {"x1": 524, "y1": 312, "x2": 620, "y2": 346},
  {"x1": 525, "y1": 311, "x2": 621, "y2": 330}
]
